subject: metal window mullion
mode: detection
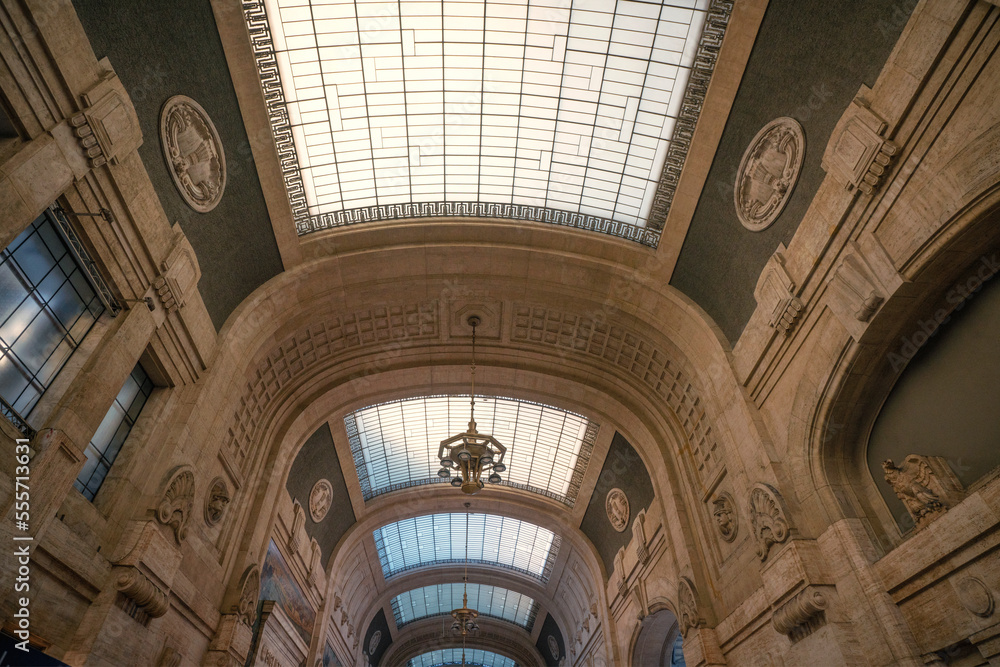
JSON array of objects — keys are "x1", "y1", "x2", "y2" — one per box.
[{"x1": 48, "y1": 206, "x2": 121, "y2": 316}]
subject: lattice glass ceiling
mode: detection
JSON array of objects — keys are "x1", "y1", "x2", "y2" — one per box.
[
  {"x1": 391, "y1": 583, "x2": 539, "y2": 629},
  {"x1": 246, "y1": 0, "x2": 714, "y2": 243},
  {"x1": 346, "y1": 395, "x2": 598, "y2": 505},
  {"x1": 408, "y1": 648, "x2": 518, "y2": 667},
  {"x1": 373, "y1": 512, "x2": 560, "y2": 581}
]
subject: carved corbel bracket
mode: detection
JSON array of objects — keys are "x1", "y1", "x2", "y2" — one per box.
[
  {"x1": 822, "y1": 88, "x2": 898, "y2": 196},
  {"x1": 632, "y1": 509, "x2": 650, "y2": 565},
  {"x1": 755, "y1": 245, "x2": 803, "y2": 337},
  {"x1": 772, "y1": 586, "x2": 828, "y2": 641},
  {"x1": 70, "y1": 63, "x2": 142, "y2": 168},
  {"x1": 289, "y1": 500, "x2": 305, "y2": 555},
  {"x1": 154, "y1": 225, "x2": 202, "y2": 314},
  {"x1": 113, "y1": 565, "x2": 169, "y2": 618},
  {"x1": 614, "y1": 547, "x2": 628, "y2": 599}
]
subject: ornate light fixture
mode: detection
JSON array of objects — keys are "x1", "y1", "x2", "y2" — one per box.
[
  {"x1": 438, "y1": 316, "x2": 507, "y2": 495},
  {"x1": 451, "y1": 504, "x2": 479, "y2": 666}
]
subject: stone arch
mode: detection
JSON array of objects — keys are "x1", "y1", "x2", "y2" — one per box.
[{"x1": 628, "y1": 599, "x2": 684, "y2": 667}]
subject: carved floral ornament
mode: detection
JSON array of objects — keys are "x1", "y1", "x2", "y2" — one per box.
[
  {"x1": 677, "y1": 577, "x2": 701, "y2": 637},
  {"x1": 159, "y1": 95, "x2": 226, "y2": 213},
  {"x1": 748, "y1": 483, "x2": 790, "y2": 561},
  {"x1": 606, "y1": 488, "x2": 630, "y2": 533},
  {"x1": 734, "y1": 117, "x2": 805, "y2": 231},
  {"x1": 235, "y1": 564, "x2": 261, "y2": 627},
  {"x1": 309, "y1": 478, "x2": 333, "y2": 522},
  {"x1": 157, "y1": 466, "x2": 195, "y2": 544}
]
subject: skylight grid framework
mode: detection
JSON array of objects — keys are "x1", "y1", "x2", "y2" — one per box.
[
  {"x1": 407, "y1": 648, "x2": 519, "y2": 667},
  {"x1": 345, "y1": 394, "x2": 599, "y2": 506},
  {"x1": 390, "y1": 583, "x2": 539, "y2": 630},
  {"x1": 241, "y1": 0, "x2": 734, "y2": 245},
  {"x1": 372, "y1": 513, "x2": 561, "y2": 582}
]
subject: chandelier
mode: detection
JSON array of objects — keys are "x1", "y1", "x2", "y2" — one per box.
[
  {"x1": 438, "y1": 316, "x2": 507, "y2": 495},
  {"x1": 451, "y1": 504, "x2": 479, "y2": 666}
]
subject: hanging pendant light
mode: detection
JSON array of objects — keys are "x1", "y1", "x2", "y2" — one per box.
[
  {"x1": 451, "y1": 504, "x2": 479, "y2": 643},
  {"x1": 437, "y1": 316, "x2": 507, "y2": 495}
]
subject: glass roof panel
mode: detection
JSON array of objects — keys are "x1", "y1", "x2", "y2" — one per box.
[
  {"x1": 373, "y1": 512, "x2": 560, "y2": 581},
  {"x1": 407, "y1": 648, "x2": 518, "y2": 667},
  {"x1": 391, "y1": 583, "x2": 539, "y2": 630},
  {"x1": 346, "y1": 395, "x2": 599, "y2": 506},
  {"x1": 245, "y1": 0, "x2": 715, "y2": 244}
]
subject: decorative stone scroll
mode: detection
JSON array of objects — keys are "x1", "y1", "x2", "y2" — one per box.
[
  {"x1": 113, "y1": 565, "x2": 169, "y2": 618},
  {"x1": 160, "y1": 95, "x2": 226, "y2": 213},
  {"x1": 749, "y1": 483, "x2": 790, "y2": 561},
  {"x1": 755, "y1": 245, "x2": 804, "y2": 337},
  {"x1": 711, "y1": 492, "x2": 738, "y2": 542},
  {"x1": 772, "y1": 586, "x2": 828, "y2": 641},
  {"x1": 606, "y1": 488, "x2": 630, "y2": 533},
  {"x1": 157, "y1": 467, "x2": 195, "y2": 544},
  {"x1": 735, "y1": 117, "x2": 805, "y2": 231},
  {"x1": 205, "y1": 478, "x2": 231, "y2": 526},
  {"x1": 235, "y1": 565, "x2": 261, "y2": 627},
  {"x1": 678, "y1": 577, "x2": 701, "y2": 638},
  {"x1": 309, "y1": 479, "x2": 333, "y2": 522},
  {"x1": 882, "y1": 455, "x2": 965, "y2": 530}
]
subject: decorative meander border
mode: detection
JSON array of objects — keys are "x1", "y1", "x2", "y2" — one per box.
[{"x1": 242, "y1": 0, "x2": 731, "y2": 246}]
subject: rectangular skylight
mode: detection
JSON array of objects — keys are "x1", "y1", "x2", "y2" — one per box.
[
  {"x1": 346, "y1": 395, "x2": 599, "y2": 506},
  {"x1": 372, "y1": 512, "x2": 560, "y2": 581},
  {"x1": 408, "y1": 648, "x2": 518, "y2": 667},
  {"x1": 391, "y1": 583, "x2": 539, "y2": 630},
  {"x1": 245, "y1": 0, "x2": 713, "y2": 243}
]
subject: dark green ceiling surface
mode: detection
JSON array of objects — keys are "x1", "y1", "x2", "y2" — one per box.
[
  {"x1": 670, "y1": 0, "x2": 912, "y2": 343},
  {"x1": 72, "y1": 0, "x2": 284, "y2": 330}
]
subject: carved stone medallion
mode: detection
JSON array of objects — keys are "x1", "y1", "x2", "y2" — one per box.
[
  {"x1": 369, "y1": 630, "x2": 382, "y2": 655},
  {"x1": 711, "y1": 492, "x2": 738, "y2": 542},
  {"x1": 735, "y1": 117, "x2": 805, "y2": 231},
  {"x1": 157, "y1": 467, "x2": 195, "y2": 544},
  {"x1": 606, "y1": 488, "x2": 630, "y2": 533},
  {"x1": 957, "y1": 577, "x2": 994, "y2": 618},
  {"x1": 547, "y1": 635, "x2": 560, "y2": 660},
  {"x1": 204, "y1": 477, "x2": 230, "y2": 526},
  {"x1": 748, "y1": 483, "x2": 790, "y2": 561},
  {"x1": 309, "y1": 478, "x2": 333, "y2": 522},
  {"x1": 160, "y1": 95, "x2": 226, "y2": 213}
]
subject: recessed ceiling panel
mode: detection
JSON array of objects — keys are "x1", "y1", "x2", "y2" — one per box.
[
  {"x1": 407, "y1": 648, "x2": 518, "y2": 667},
  {"x1": 346, "y1": 394, "x2": 598, "y2": 505},
  {"x1": 245, "y1": 0, "x2": 714, "y2": 244},
  {"x1": 373, "y1": 512, "x2": 560, "y2": 581},
  {"x1": 391, "y1": 583, "x2": 539, "y2": 630}
]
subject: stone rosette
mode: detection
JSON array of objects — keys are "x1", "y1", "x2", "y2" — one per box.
[
  {"x1": 160, "y1": 95, "x2": 226, "y2": 213},
  {"x1": 734, "y1": 117, "x2": 805, "y2": 232}
]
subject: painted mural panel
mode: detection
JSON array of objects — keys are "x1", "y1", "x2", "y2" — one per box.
[
  {"x1": 323, "y1": 642, "x2": 343, "y2": 667},
  {"x1": 260, "y1": 539, "x2": 315, "y2": 646}
]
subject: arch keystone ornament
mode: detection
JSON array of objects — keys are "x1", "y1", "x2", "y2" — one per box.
[
  {"x1": 606, "y1": 488, "x2": 630, "y2": 533},
  {"x1": 160, "y1": 95, "x2": 226, "y2": 213},
  {"x1": 204, "y1": 477, "x2": 231, "y2": 526},
  {"x1": 711, "y1": 492, "x2": 738, "y2": 542},
  {"x1": 309, "y1": 478, "x2": 333, "y2": 522},
  {"x1": 735, "y1": 117, "x2": 805, "y2": 231},
  {"x1": 749, "y1": 483, "x2": 790, "y2": 561},
  {"x1": 235, "y1": 565, "x2": 261, "y2": 626}
]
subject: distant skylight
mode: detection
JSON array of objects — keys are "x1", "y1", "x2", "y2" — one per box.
[
  {"x1": 391, "y1": 583, "x2": 539, "y2": 630},
  {"x1": 245, "y1": 0, "x2": 713, "y2": 243},
  {"x1": 373, "y1": 512, "x2": 560, "y2": 581},
  {"x1": 408, "y1": 648, "x2": 518, "y2": 667},
  {"x1": 346, "y1": 395, "x2": 598, "y2": 505}
]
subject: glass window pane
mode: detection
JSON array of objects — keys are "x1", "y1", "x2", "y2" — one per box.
[{"x1": 0, "y1": 263, "x2": 28, "y2": 321}]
